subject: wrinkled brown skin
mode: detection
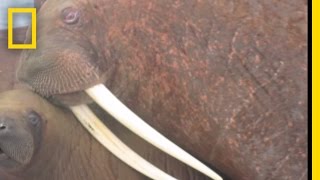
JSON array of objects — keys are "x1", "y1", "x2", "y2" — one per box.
[
  {"x1": 17, "y1": 0, "x2": 308, "y2": 179},
  {"x1": 0, "y1": 90, "x2": 210, "y2": 180}
]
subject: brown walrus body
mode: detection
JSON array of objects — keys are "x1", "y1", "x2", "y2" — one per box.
[{"x1": 17, "y1": 0, "x2": 307, "y2": 179}]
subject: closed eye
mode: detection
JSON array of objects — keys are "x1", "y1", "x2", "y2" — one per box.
[
  {"x1": 27, "y1": 111, "x2": 41, "y2": 127},
  {"x1": 61, "y1": 7, "x2": 80, "y2": 24}
]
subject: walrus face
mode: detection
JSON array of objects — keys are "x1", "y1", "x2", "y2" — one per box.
[
  {"x1": 0, "y1": 110, "x2": 42, "y2": 169},
  {"x1": 0, "y1": 90, "x2": 49, "y2": 173},
  {"x1": 18, "y1": 0, "x2": 108, "y2": 98}
]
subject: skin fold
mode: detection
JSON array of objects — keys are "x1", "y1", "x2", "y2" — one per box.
[
  {"x1": 0, "y1": 90, "x2": 211, "y2": 180},
  {"x1": 17, "y1": 0, "x2": 307, "y2": 179}
]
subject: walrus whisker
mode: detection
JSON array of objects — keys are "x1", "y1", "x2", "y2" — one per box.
[
  {"x1": 85, "y1": 84, "x2": 223, "y2": 180},
  {"x1": 70, "y1": 104, "x2": 177, "y2": 180}
]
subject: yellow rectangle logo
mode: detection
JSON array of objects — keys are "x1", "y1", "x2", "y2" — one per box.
[{"x1": 8, "y1": 8, "x2": 36, "y2": 49}]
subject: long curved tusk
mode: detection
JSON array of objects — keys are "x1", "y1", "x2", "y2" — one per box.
[
  {"x1": 70, "y1": 104, "x2": 177, "y2": 180},
  {"x1": 85, "y1": 84, "x2": 223, "y2": 180}
]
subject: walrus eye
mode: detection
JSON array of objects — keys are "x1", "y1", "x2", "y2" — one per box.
[
  {"x1": 61, "y1": 7, "x2": 80, "y2": 24},
  {"x1": 27, "y1": 111, "x2": 41, "y2": 127}
]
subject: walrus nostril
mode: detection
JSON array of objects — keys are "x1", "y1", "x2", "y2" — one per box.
[{"x1": 0, "y1": 124, "x2": 6, "y2": 130}]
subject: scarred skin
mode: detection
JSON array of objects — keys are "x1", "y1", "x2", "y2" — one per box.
[
  {"x1": 0, "y1": 90, "x2": 211, "y2": 180},
  {"x1": 17, "y1": 0, "x2": 307, "y2": 179}
]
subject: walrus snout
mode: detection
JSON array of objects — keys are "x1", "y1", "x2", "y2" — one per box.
[
  {"x1": 0, "y1": 119, "x2": 8, "y2": 131},
  {"x1": 0, "y1": 116, "x2": 16, "y2": 135},
  {"x1": 0, "y1": 112, "x2": 39, "y2": 167},
  {"x1": 18, "y1": 43, "x2": 101, "y2": 96}
]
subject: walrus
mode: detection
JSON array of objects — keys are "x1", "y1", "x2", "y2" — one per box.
[
  {"x1": 0, "y1": 89, "x2": 218, "y2": 180},
  {"x1": 17, "y1": 0, "x2": 307, "y2": 179}
]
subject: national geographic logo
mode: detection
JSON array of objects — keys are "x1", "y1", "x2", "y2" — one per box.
[{"x1": 8, "y1": 8, "x2": 36, "y2": 49}]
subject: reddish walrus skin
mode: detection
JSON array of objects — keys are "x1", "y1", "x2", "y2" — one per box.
[{"x1": 17, "y1": 0, "x2": 307, "y2": 179}]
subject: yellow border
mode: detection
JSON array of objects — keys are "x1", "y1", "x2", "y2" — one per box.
[
  {"x1": 313, "y1": 1, "x2": 317, "y2": 179},
  {"x1": 8, "y1": 8, "x2": 36, "y2": 49}
]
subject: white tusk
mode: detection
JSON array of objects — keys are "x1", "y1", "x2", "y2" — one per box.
[
  {"x1": 85, "y1": 84, "x2": 223, "y2": 180},
  {"x1": 70, "y1": 104, "x2": 177, "y2": 180}
]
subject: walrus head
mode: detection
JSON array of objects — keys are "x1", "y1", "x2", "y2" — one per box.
[
  {"x1": 16, "y1": 0, "x2": 222, "y2": 179},
  {"x1": 0, "y1": 90, "x2": 44, "y2": 170},
  {"x1": 17, "y1": 0, "x2": 110, "y2": 100},
  {"x1": 0, "y1": 110, "x2": 42, "y2": 168}
]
